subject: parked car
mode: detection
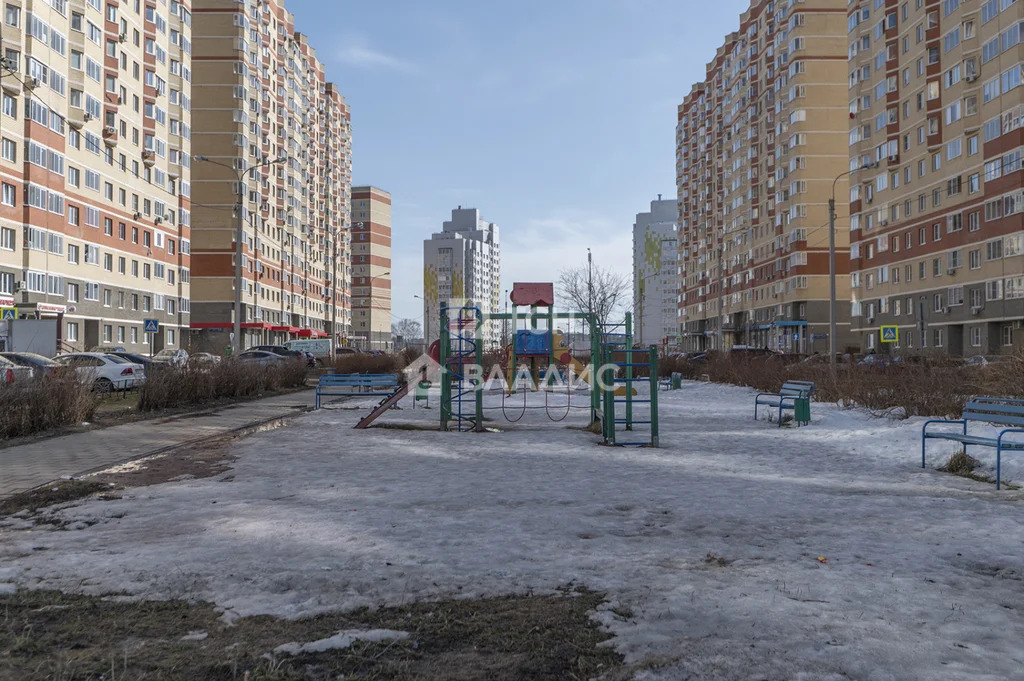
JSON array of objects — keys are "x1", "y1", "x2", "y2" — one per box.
[
  {"x1": 0, "y1": 355, "x2": 34, "y2": 383},
  {"x1": 0, "y1": 352, "x2": 63, "y2": 377},
  {"x1": 335, "y1": 347, "x2": 359, "y2": 356},
  {"x1": 284, "y1": 339, "x2": 332, "y2": 361},
  {"x1": 237, "y1": 350, "x2": 287, "y2": 366},
  {"x1": 52, "y1": 352, "x2": 146, "y2": 392},
  {"x1": 251, "y1": 345, "x2": 313, "y2": 366},
  {"x1": 965, "y1": 354, "x2": 1012, "y2": 367},
  {"x1": 109, "y1": 351, "x2": 157, "y2": 368},
  {"x1": 153, "y1": 348, "x2": 189, "y2": 366},
  {"x1": 188, "y1": 352, "x2": 222, "y2": 365},
  {"x1": 89, "y1": 345, "x2": 128, "y2": 354}
]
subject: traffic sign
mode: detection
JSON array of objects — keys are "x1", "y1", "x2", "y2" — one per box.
[
  {"x1": 793, "y1": 333, "x2": 800, "y2": 341},
  {"x1": 811, "y1": 333, "x2": 827, "y2": 340},
  {"x1": 880, "y1": 325, "x2": 899, "y2": 343},
  {"x1": 0, "y1": 307, "x2": 15, "y2": 320},
  {"x1": 143, "y1": 318, "x2": 160, "y2": 334}
]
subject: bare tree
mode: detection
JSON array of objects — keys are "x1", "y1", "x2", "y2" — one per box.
[
  {"x1": 391, "y1": 318, "x2": 422, "y2": 340},
  {"x1": 557, "y1": 264, "x2": 629, "y2": 325}
]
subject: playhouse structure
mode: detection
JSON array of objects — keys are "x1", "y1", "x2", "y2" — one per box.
[{"x1": 437, "y1": 283, "x2": 660, "y2": 446}]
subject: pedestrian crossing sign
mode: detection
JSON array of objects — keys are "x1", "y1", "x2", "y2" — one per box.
[
  {"x1": 880, "y1": 325, "x2": 898, "y2": 343},
  {"x1": 0, "y1": 307, "x2": 15, "y2": 320}
]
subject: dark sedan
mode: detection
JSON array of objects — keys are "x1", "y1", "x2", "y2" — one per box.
[{"x1": 0, "y1": 352, "x2": 63, "y2": 376}]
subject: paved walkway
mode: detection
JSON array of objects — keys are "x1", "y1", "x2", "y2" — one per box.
[{"x1": 0, "y1": 389, "x2": 318, "y2": 496}]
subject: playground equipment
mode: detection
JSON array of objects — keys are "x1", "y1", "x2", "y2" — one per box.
[{"x1": 437, "y1": 283, "x2": 659, "y2": 446}]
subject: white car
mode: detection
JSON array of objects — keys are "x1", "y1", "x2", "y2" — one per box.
[
  {"x1": 153, "y1": 348, "x2": 189, "y2": 367},
  {"x1": 53, "y1": 352, "x2": 146, "y2": 392}
]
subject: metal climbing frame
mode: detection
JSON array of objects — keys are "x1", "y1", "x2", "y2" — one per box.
[
  {"x1": 599, "y1": 313, "x2": 659, "y2": 447},
  {"x1": 439, "y1": 303, "x2": 484, "y2": 432}
]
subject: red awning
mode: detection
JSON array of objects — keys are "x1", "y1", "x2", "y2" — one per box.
[
  {"x1": 271, "y1": 325, "x2": 300, "y2": 333},
  {"x1": 297, "y1": 329, "x2": 314, "y2": 337}
]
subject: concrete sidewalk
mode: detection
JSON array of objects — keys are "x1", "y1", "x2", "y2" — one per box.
[{"x1": 0, "y1": 389, "x2": 318, "y2": 496}]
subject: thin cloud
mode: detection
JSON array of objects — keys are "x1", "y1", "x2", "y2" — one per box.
[{"x1": 337, "y1": 45, "x2": 418, "y2": 73}]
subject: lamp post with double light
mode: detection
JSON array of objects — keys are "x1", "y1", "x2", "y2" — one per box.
[{"x1": 194, "y1": 154, "x2": 288, "y2": 355}]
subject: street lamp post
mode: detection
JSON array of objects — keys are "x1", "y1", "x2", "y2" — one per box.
[
  {"x1": 195, "y1": 154, "x2": 288, "y2": 356},
  {"x1": 829, "y1": 161, "x2": 878, "y2": 365},
  {"x1": 366, "y1": 270, "x2": 390, "y2": 349}
]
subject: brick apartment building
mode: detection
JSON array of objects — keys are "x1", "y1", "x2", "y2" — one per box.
[
  {"x1": 677, "y1": 0, "x2": 855, "y2": 355},
  {"x1": 0, "y1": 0, "x2": 192, "y2": 352},
  {"x1": 351, "y1": 185, "x2": 391, "y2": 350},
  {"x1": 189, "y1": 0, "x2": 351, "y2": 352},
  {"x1": 847, "y1": 0, "x2": 1024, "y2": 355}
]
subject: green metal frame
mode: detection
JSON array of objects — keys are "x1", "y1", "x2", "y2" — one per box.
[{"x1": 437, "y1": 306, "x2": 659, "y2": 446}]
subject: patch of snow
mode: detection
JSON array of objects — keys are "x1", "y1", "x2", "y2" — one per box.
[
  {"x1": 0, "y1": 583, "x2": 15, "y2": 595},
  {"x1": 1, "y1": 382, "x2": 1023, "y2": 680},
  {"x1": 273, "y1": 629, "x2": 408, "y2": 656},
  {"x1": 179, "y1": 630, "x2": 208, "y2": 641}
]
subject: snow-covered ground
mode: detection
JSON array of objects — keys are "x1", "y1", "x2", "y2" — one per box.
[{"x1": 2, "y1": 381, "x2": 1024, "y2": 680}]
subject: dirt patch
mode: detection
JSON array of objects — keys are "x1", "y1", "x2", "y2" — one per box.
[
  {"x1": 0, "y1": 588, "x2": 622, "y2": 681},
  {"x1": 0, "y1": 480, "x2": 114, "y2": 519},
  {"x1": 939, "y1": 450, "x2": 1020, "y2": 489}
]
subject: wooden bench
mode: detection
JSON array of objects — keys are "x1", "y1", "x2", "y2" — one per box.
[
  {"x1": 315, "y1": 373, "x2": 399, "y2": 409},
  {"x1": 754, "y1": 380, "x2": 815, "y2": 427},
  {"x1": 922, "y1": 396, "x2": 1024, "y2": 489}
]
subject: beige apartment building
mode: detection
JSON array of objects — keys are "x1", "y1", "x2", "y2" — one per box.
[
  {"x1": 351, "y1": 185, "x2": 391, "y2": 350},
  {"x1": 1, "y1": 0, "x2": 192, "y2": 352},
  {"x1": 677, "y1": 0, "x2": 854, "y2": 355},
  {"x1": 848, "y1": 0, "x2": 1024, "y2": 356},
  {"x1": 189, "y1": 0, "x2": 351, "y2": 352}
]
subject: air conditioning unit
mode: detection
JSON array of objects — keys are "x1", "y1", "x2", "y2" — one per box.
[
  {"x1": 154, "y1": 217, "x2": 163, "y2": 225},
  {"x1": 83, "y1": 113, "x2": 93, "y2": 122},
  {"x1": 24, "y1": 77, "x2": 39, "y2": 89},
  {"x1": 867, "y1": 316, "x2": 875, "y2": 323},
  {"x1": 966, "y1": 74, "x2": 978, "y2": 83},
  {"x1": 119, "y1": 33, "x2": 127, "y2": 43},
  {"x1": 971, "y1": 306, "x2": 983, "y2": 315},
  {"x1": 888, "y1": 154, "x2": 898, "y2": 162},
  {"x1": 14, "y1": 280, "x2": 25, "y2": 291},
  {"x1": 142, "y1": 150, "x2": 155, "y2": 158},
  {"x1": 880, "y1": 220, "x2": 889, "y2": 227},
  {"x1": 947, "y1": 266, "x2": 956, "y2": 274},
  {"x1": 103, "y1": 126, "x2": 116, "y2": 135}
]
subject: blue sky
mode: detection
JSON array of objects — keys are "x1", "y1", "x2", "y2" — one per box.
[{"x1": 288, "y1": 0, "x2": 751, "y2": 323}]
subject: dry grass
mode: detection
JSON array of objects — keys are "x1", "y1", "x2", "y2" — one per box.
[
  {"x1": 0, "y1": 374, "x2": 99, "y2": 439},
  {"x1": 139, "y1": 360, "x2": 308, "y2": 412},
  {"x1": 672, "y1": 353, "x2": 1024, "y2": 420},
  {"x1": 0, "y1": 588, "x2": 622, "y2": 681},
  {"x1": 332, "y1": 352, "x2": 410, "y2": 377}
]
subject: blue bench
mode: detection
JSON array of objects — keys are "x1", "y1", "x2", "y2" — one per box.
[
  {"x1": 922, "y1": 396, "x2": 1024, "y2": 489},
  {"x1": 315, "y1": 373, "x2": 399, "y2": 409},
  {"x1": 754, "y1": 380, "x2": 814, "y2": 427}
]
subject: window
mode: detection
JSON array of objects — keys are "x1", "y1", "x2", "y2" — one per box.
[
  {"x1": 66, "y1": 322, "x2": 79, "y2": 343},
  {"x1": 166, "y1": 328, "x2": 175, "y2": 346},
  {"x1": 970, "y1": 249, "x2": 981, "y2": 269},
  {"x1": 987, "y1": 279, "x2": 1004, "y2": 301},
  {"x1": 1003, "y1": 325, "x2": 1015, "y2": 346},
  {"x1": 0, "y1": 182, "x2": 13, "y2": 207},
  {"x1": 1, "y1": 137, "x2": 14, "y2": 162}
]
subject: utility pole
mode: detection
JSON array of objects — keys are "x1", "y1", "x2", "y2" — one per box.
[
  {"x1": 234, "y1": 177, "x2": 244, "y2": 355},
  {"x1": 587, "y1": 248, "x2": 594, "y2": 319},
  {"x1": 828, "y1": 195, "x2": 837, "y2": 365},
  {"x1": 716, "y1": 235, "x2": 725, "y2": 351},
  {"x1": 195, "y1": 155, "x2": 287, "y2": 356},
  {"x1": 331, "y1": 224, "x2": 338, "y2": 357}
]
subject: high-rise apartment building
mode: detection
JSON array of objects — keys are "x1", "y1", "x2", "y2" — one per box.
[
  {"x1": 351, "y1": 185, "x2": 391, "y2": 350},
  {"x1": 847, "y1": 0, "x2": 1024, "y2": 355},
  {"x1": 677, "y1": 0, "x2": 853, "y2": 355},
  {"x1": 189, "y1": 0, "x2": 351, "y2": 352},
  {"x1": 0, "y1": 0, "x2": 192, "y2": 351},
  {"x1": 632, "y1": 196, "x2": 678, "y2": 348},
  {"x1": 423, "y1": 207, "x2": 500, "y2": 348}
]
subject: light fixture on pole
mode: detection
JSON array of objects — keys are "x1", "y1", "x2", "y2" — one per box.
[
  {"x1": 828, "y1": 161, "x2": 878, "y2": 365},
  {"x1": 195, "y1": 154, "x2": 288, "y2": 356},
  {"x1": 367, "y1": 270, "x2": 391, "y2": 349}
]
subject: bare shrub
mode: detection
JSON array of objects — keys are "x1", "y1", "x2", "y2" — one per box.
[
  {"x1": 332, "y1": 353, "x2": 408, "y2": 376},
  {"x1": 0, "y1": 374, "x2": 99, "y2": 438},
  {"x1": 139, "y1": 360, "x2": 308, "y2": 412}
]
